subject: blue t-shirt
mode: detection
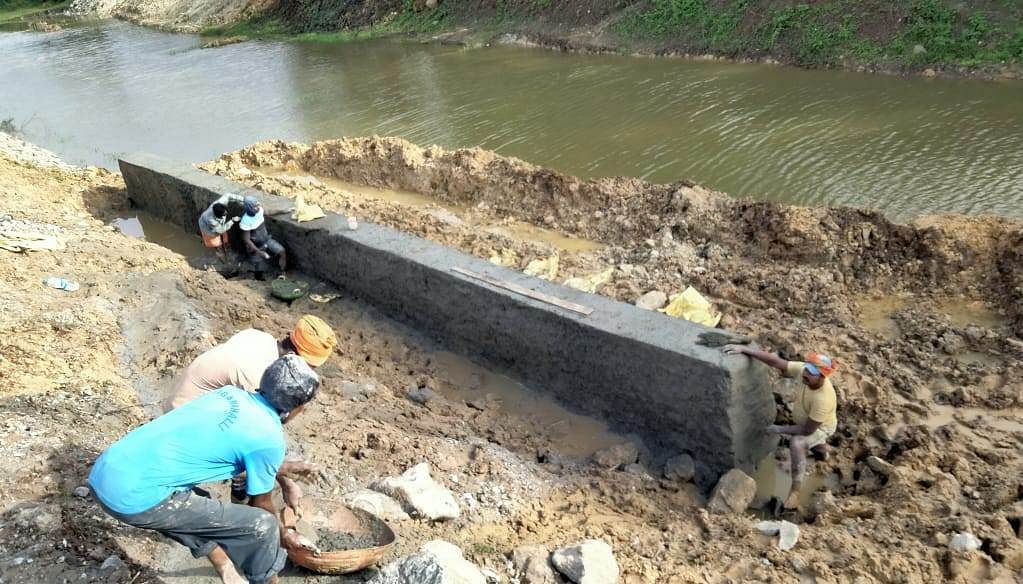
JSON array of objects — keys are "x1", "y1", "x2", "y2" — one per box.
[{"x1": 89, "y1": 387, "x2": 285, "y2": 514}]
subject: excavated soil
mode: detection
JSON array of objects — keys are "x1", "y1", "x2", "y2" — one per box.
[{"x1": 2, "y1": 135, "x2": 1023, "y2": 583}]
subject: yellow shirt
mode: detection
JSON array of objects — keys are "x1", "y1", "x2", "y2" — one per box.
[{"x1": 784, "y1": 361, "x2": 838, "y2": 427}]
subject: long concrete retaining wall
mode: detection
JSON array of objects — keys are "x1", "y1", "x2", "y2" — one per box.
[{"x1": 119, "y1": 153, "x2": 777, "y2": 483}]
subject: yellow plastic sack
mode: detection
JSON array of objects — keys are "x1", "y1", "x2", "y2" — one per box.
[
  {"x1": 488, "y1": 248, "x2": 519, "y2": 268},
  {"x1": 290, "y1": 194, "x2": 325, "y2": 222},
  {"x1": 660, "y1": 286, "x2": 722, "y2": 327},
  {"x1": 524, "y1": 254, "x2": 559, "y2": 281},
  {"x1": 563, "y1": 267, "x2": 613, "y2": 294}
]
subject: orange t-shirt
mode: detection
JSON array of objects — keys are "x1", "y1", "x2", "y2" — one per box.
[{"x1": 166, "y1": 329, "x2": 279, "y2": 411}]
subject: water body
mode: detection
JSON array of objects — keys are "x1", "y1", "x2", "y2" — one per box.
[{"x1": 2, "y1": 19, "x2": 1022, "y2": 219}]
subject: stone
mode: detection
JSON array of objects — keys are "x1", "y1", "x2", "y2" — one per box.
[
  {"x1": 408, "y1": 386, "x2": 438, "y2": 405},
  {"x1": 512, "y1": 545, "x2": 562, "y2": 584},
  {"x1": 707, "y1": 469, "x2": 756, "y2": 514},
  {"x1": 592, "y1": 443, "x2": 639, "y2": 470},
  {"x1": 864, "y1": 455, "x2": 894, "y2": 476},
  {"x1": 341, "y1": 381, "x2": 375, "y2": 401},
  {"x1": 623, "y1": 463, "x2": 646, "y2": 476},
  {"x1": 366, "y1": 432, "x2": 390, "y2": 451},
  {"x1": 14, "y1": 504, "x2": 60, "y2": 532},
  {"x1": 73, "y1": 486, "x2": 91, "y2": 498},
  {"x1": 755, "y1": 520, "x2": 800, "y2": 551},
  {"x1": 913, "y1": 44, "x2": 927, "y2": 55},
  {"x1": 371, "y1": 540, "x2": 486, "y2": 584},
  {"x1": 663, "y1": 454, "x2": 696, "y2": 482},
  {"x1": 99, "y1": 555, "x2": 125, "y2": 573},
  {"x1": 634, "y1": 291, "x2": 667, "y2": 311},
  {"x1": 949, "y1": 532, "x2": 981, "y2": 553},
  {"x1": 371, "y1": 462, "x2": 460, "y2": 520},
  {"x1": 343, "y1": 489, "x2": 410, "y2": 522},
  {"x1": 809, "y1": 490, "x2": 837, "y2": 518},
  {"x1": 551, "y1": 540, "x2": 619, "y2": 584}
]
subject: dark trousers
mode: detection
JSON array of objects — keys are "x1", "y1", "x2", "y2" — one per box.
[{"x1": 97, "y1": 489, "x2": 286, "y2": 584}]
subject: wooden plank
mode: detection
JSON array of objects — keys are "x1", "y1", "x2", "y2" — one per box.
[{"x1": 450, "y1": 267, "x2": 594, "y2": 316}]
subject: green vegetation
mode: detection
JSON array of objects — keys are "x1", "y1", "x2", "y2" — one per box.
[
  {"x1": 615, "y1": 0, "x2": 1023, "y2": 68},
  {"x1": 0, "y1": 0, "x2": 68, "y2": 23}
]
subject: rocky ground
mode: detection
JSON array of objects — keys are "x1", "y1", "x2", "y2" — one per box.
[{"x1": 2, "y1": 134, "x2": 1023, "y2": 583}]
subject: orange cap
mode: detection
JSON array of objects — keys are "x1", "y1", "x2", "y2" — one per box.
[{"x1": 290, "y1": 315, "x2": 337, "y2": 367}]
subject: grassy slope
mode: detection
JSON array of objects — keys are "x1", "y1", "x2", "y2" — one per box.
[
  {"x1": 0, "y1": 0, "x2": 68, "y2": 23},
  {"x1": 205, "y1": 0, "x2": 1023, "y2": 72},
  {"x1": 615, "y1": 0, "x2": 1023, "y2": 69}
]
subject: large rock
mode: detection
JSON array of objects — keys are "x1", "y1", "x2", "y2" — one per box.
[
  {"x1": 343, "y1": 489, "x2": 410, "y2": 522},
  {"x1": 663, "y1": 454, "x2": 696, "y2": 482},
  {"x1": 707, "y1": 469, "x2": 756, "y2": 514},
  {"x1": 371, "y1": 463, "x2": 460, "y2": 521},
  {"x1": 755, "y1": 520, "x2": 800, "y2": 551},
  {"x1": 371, "y1": 540, "x2": 486, "y2": 584},
  {"x1": 551, "y1": 540, "x2": 619, "y2": 584},
  {"x1": 592, "y1": 443, "x2": 639, "y2": 470},
  {"x1": 634, "y1": 291, "x2": 667, "y2": 311},
  {"x1": 512, "y1": 545, "x2": 563, "y2": 584}
]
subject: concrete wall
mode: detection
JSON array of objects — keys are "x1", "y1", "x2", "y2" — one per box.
[{"x1": 119, "y1": 153, "x2": 777, "y2": 483}]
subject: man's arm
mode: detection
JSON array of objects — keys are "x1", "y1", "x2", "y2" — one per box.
[
  {"x1": 240, "y1": 229, "x2": 269, "y2": 258},
  {"x1": 723, "y1": 344, "x2": 789, "y2": 372},
  {"x1": 249, "y1": 493, "x2": 308, "y2": 551}
]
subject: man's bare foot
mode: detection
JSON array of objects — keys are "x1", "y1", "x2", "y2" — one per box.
[
  {"x1": 209, "y1": 547, "x2": 248, "y2": 584},
  {"x1": 783, "y1": 488, "x2": 802, "y2": 511}
]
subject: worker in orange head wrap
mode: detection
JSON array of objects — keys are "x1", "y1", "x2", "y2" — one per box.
[
  {"x1": 165, "y1": 314, "x2": 338, "y2": 512},
  {"x1": 723, "y1": 344, "x2": 839, "y2": 511}
]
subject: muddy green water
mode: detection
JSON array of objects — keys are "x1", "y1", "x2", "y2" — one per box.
[{"x1": 3, "y1": 20, "x2": 1023, "y2": 218}]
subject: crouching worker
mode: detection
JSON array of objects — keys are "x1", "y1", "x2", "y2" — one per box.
[
  {"x1": 723, "y1": 345, "x2": 839, "y2": 511},
  {"x1": 89, "y1": 355, "x2": 320, "y2": 584},
  {"x1": 239, "y1": 195, "x2": 286, "y2": 277},
  {"x1": 198, "y1": 193, "x2": 243, "y2": 256},
  {"x1": 164, "y1": 315, "x2": 337, "y2": 506}
]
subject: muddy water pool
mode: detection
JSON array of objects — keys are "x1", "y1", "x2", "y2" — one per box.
[{"x1": 4, "y1": 19, "x2": 1023, "y2": 218}]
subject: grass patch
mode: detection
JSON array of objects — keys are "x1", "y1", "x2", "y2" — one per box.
[
  {"x1": 615, "y1": 0, "x2": 1023, "y2": 69},
  {"x1": 0, "y1": 0, "x2": 68, "y2": 23}
]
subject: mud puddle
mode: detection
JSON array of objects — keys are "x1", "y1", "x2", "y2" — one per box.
[
  {"x1": 751, "y1": 453, "x2": 840, "y2": 511},
  {"x1": 428, "y1": 350, "x2": 622, "y2": 458},
  {"x1": 112, "y1": 211, "x2": 207, "y2": 258},
  {"x1": 262, "y1": 167, "x2": 602, "y2": 253},
  {"x1": 856, "y1": 294, "x2": 907, "y2": 340},
  {"x1": 935, "y1": 298, "x2": 1007, "y2": 329},
  {"x1": 857, "y1": 294, "x2": 1008, "y2": 341}
]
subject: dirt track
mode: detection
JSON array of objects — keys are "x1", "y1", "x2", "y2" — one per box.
[{"x1": 3, "y1": 137, "x2": 1023, "y2": 583}]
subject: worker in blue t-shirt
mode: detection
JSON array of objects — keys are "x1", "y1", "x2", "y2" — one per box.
[{"x1": 89, "y1": 355, "x2": 319, "y2": 584}]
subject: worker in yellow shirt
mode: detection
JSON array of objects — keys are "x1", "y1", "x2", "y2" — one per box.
[{"x1": 724, "y1": 345, "x2": 838, "y2": 510}]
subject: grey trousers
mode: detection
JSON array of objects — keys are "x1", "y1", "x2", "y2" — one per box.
[{"x1": 97, "y1": 488, "x2": 286, "y2": 584}]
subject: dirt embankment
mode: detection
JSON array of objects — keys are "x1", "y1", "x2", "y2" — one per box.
[
  {"x1": 3, "y1": 134, "x2": 1023, "y2": 583},
  {"x1": 202, "y1": 136, "x2": 1023, "y2": 579},
  {"x1": 67, "y1": 0, "x2": 272, "y2": 31}
]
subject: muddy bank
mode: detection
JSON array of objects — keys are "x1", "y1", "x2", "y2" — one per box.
[{"x1": 3, "y1": 134, "x2": 1023, "y2": 583}]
